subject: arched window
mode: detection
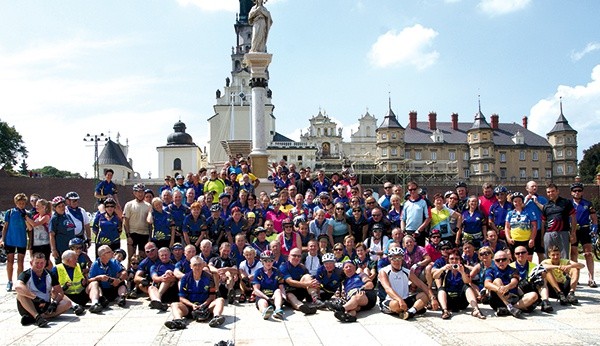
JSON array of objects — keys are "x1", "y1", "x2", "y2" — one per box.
[{"x1": 173, "y1": 158, "x2": 182, "y2": 170}]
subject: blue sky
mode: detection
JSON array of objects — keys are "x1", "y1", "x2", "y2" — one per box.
[{"x1": 1, "y1": 0, "x2": 599, "y2": 178}]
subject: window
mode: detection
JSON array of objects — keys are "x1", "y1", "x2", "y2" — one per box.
[
  {"x1": 500, "y1": 152, "x2": 506, "y2": 163},
  {"x1": 557, "y1": 136, "x2": 563, "y2": 144},
  {"x1": 449, "y1": 151, "x2": 456, "y2": 161},
  {"x1": 547, "y1": 152, "x2": 553, "y2": 161},
  {"x1": 500, "y1": 168, "x2": 507, "y2": 178},
  {"x1": 391, "y1": 164, "x2": 398, "y2": 171},
  {"x1": 464, "y1": 169, "x2": 470, "y2": 178},
  {"x1": 431, "y1": 151, "x2": 437, "y2": 160},
  {"x1": 519, "y1": 150, "x2": 525, "y2": 161},
  {"x1": 567, "y1": 165, "x2": 574, "y2": 173},
  {"x1": 532, "y1": 151, "x2": 539, "y2": 161},
  {"x1": 482, "y1": 148, "x2": 489, "y2": 157},
  {"x1": 283, "y1": 155, "x2": 288, "y2": 161},
  {"x1": 472, "y1": 149, "x2": 479, "y2": 158},
  {"x1": 173, "y1": 158, "x2": 182, "y2": 170},
  {"x1": 405, "y1": 150, "x2": 410, "y2": 159},
  {"x1": 567, "y1": 149, "x2": 573, "y2": 157},
  {"x1": 557, "y1": 150, "x2": 563, "y2": 158},
  {"x1": 483, "y1": 163, "x2": 489, "y2": 172},
  {"x1": 382, "y1": 133, "x2": 388, "y2": 140},
  {"x1": 520, "y1": 168, "x2": 526, "y2": 178},
  {"x1": 567, "y1": 136, "x2": 574, "y2": 143},
  {"x1": 382, "y1": 148, "x2": 388, "y2": 156},
  {"x1": 546, "y1": 169, "x2": 552, "y2": 178},
  {"x1": 297, "y1": 155, "x2": 303, "y2": 161},
  {"x1": 464, "y1": 152, "x2": 469, "y2": 161},
  {"x1": 533, "y1": 168, "x2": 539, "y2": 178},
  {"x1": 472, "y1": 133, "x2": 479, "y2": 140},
  {"x1": 472, "y1": 164, "x2": 479, "y2": 173},
  {"x1": 391, "y1": 148, "x2": 397, "y2": 156},
  {"x1": 415, "y1": 151, "x2": 422, "y2": 160},
  {"x1": 557, "y1": 165, "x2": 564, "y2": 174},
  {"x1": 392, "y1": 133, "x2": 397, "y2": 139}
]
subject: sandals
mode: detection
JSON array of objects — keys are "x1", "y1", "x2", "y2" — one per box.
[
  {"x1": 262, "y1": 306, "x2": 274, "y2": 320},
  {"x1": 441, "y1": 310, "x2": 452, "y2": 320},
  {"x1": 471, "y1": 309, "x2": 486, "y2": 320},
  {"x1": 248, "y1": 293, "x2": 256, "y2": 303},
  {"x1": 589, "y1": 280, "x2": 598, "y2": 288},
  {"x1": 273, "y1": 308, "x2": 285, "y2": 320},
  {"x1": 238, "y1": 294, "x2": 247, "y2": 303}
]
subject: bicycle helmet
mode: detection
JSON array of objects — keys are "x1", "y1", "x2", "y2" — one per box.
[
  {"x1": 570, "y1": 182, "x2": 584, "y2": 191},
  {"x1": 69, "y1": 237, "x2": 85, "y2": 248},
  {"x1": 114, "y1": 248, "x2": 127, "y2": 259},
  {"x1": 439, "y1": 240, "x2": 453, "y2": 249},
  {"x1": 282, "y1": 218, "x2": 293, "y2": 227},
  {"x1": 494, "y1": 185, "x2": 508, "y2": 194},
  {"x1": 444, "y1": 190, "x2": 454, "y2": 199},
  {"x1": 51, "y1": 196, "x2": 66, "y2": 206},
  {"x1": 260, "y1": 250, "x2": 275, "y2": 261},
  {"x1": 455, "y1": 181, "x2": 468, "y2": 189},
  {"x1": 104, "y1": 198, "x2": 117, "y2": 207},
  {"x1": 388, "y1": 247, "x2": 405, "y2": 257},
  {"x1": 511, "y1": 192, "x2": 525, "y2": 201},
  {"x1": 65, "y1": 191, "x2": 80, "y2": 200},
  {"x1": 322, "y1": 253, "x2": 335, "y2": 263},
  {"x1": 133, "y1": 183, "x2": 145, "y2": 192}
]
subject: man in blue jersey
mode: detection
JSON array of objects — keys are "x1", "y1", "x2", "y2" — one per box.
[
  {"x1": 280, "y1": 248, "x2": 318, "y2": 315},
  {"x1": 94, "y1": 169, "x2": 118, "y2": 206},
  {"x1": 134, "y1": 242, "x2": 159, "y2": 295},
  {"x1": 524, "y1": 181, "x2": 547, "y2": 260},
  {"x1": 569, "y1": 182, "x2": 598, "y2": 287},
  {"x1": 148, "y1": 247, "x2": 178, "y2": 311},
  {"x1": 163, "y1": 256, "x2": 226, "y2": 330},
  {"x1": 401, "y1": 181, "x2": 431, "y2": 247},
  {"x1": 87, "y1": 245, "x2": 128, "y2": 313}
]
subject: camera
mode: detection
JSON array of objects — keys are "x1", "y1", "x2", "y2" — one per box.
[
  {"x1": 141, "y1": 278, "x2": 150, "y2": 287},
  {"x1": 192, "y1": 307, "x2": 211, "y2": 322},
  {"x1": 452, "y1": 264, "x2": 459, "y2": 269}
]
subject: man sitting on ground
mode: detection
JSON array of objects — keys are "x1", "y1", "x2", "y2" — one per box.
[
  {"x1": 510, "y1": 245, "x2": 554, "y2": 313},
  {"x1": 208, "y1": 242, "x2": 239, "y2": 304},
  {"x1": 15, "y1": 253, "x2": 72, "y2": 327},
  {"x1": 542, "y1": 245, "x2": 584, "y2": 305},
  {"x1": 163, "y1": 256, "x2": 226, "y2": 329},
  {"x1": 53, "y1": 250, "x2": 86, "y2": 315},
  {"x1": 134, "y1": 242, "x2": 159, "y2": 295},
  {"x1": 87, "y1": 245, "x2": 128, "y2": 313},
  {"x1": 279, "y1": 248, "x2": 319, "y2": 315},
  {"x1": 148, "y1": 247, "x2": 178, "y2": 311}
]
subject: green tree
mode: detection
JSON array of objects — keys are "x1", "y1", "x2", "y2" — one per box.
[
  {"x1": 34, "y1": 166, "x2": 82, "y2": 178},
  {"x1": 579, "y1": 143, "x2": 600, "y2": 184},
  {"x1": 19, "y1": 159, "x2": 29, "y2": 175},
  {"x1": 0, "y1": 119, "x2": 28, "y2": 169}
]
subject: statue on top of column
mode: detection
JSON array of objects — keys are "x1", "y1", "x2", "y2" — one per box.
[{"x1": 248, "y1": 0, "x2": 273, "y2": 53}]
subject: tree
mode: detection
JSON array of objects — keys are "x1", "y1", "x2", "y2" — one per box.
[
  {"x1": 579, "y1": 143, "x2": 600, "y2": 184},
  {"x1": 19, "y1": 159, "x2": 29, "y2": 175},
  {"x1": 0, "y1": 119, "x2": 28, "y2": 169},
  {"x1": 34, "y1": 166, "x2": 82, "y2": 178}
]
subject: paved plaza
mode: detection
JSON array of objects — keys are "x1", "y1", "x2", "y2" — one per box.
[{"x1": 1, "y1": 245, "x2": 599, "y2": 346}]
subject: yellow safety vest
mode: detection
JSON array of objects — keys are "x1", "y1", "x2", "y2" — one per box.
[{"x1": 56, "y1": 263, "x2": 85, "y2": 295}]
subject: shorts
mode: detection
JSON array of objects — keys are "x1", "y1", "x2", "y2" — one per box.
[
  {"x1": 572, "y1": 226, "x2": 592, "y2": 246},
  {"x1": 67, "y1": 291, "x2": 90, "y2": 306},
  {"x1": 31, "y1": 245, "x2": 52, "y2": 264},
  {"x1": 154, "y1": 239, "x2": 171, "y2": 250},
  {"x1": 161, "y1": 284, "x2": 180, "y2": 303},
  {"x1": 362, "y1": 289, "x2": 377, "y2": 311},
  {"x1": 319, "y1": 291, "x2": 335, "y2": 301},
  {"x1": 285, "y1": 287, "x2": 311, "y2": 303},
  {"x1": 533, "y1": 227, "x2": 544, "y2": 253},
  {"x1": 130, "y1": 233, "x2": 149, "y2": 253},
  {"x1": 380, "y1": 294, "x2": 418, "y2": 314},
  {"x1": 446, "y1": 292, "x2": 469, "y2": 312},
  {"x1": 101, "y1": 285, "x2": 122, "y2": 302},
  {"x1": 509, "y1": 240, "x2": 534, "y2": 255},
  {"x1": 255, "y1": 293, "x2": 275, "y2": 310},
  {"x1": 17, "y1": 297, "x2": 48, "y2": 317},
  {"x1": 489, "y1": 290, "x2": 521, "y2": 311},
  {"x1": 4, "y1": 245, "x2": 26, "y2": 255},
  {"x1": 548, "y1": 277, "x2": 571, "y2": 298}
]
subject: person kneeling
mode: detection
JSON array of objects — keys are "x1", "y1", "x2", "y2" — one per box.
[
  {"x1": 164, "y1": 256, "x2": 225, "y2": 329},
  {"x1": 16, "y1": 253, "x2": 72, "y2": 327},
  {"x1": 379, "y1": 247, "x2": 438, "y2": 320}
]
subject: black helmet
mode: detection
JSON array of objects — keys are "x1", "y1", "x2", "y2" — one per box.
[
  {"x1": 570, "y1": 182, "x2": 584, "y2": 191},
  {"x1": 455, "y1": 181, "x2": 467, "y2": 189},
  {"x1": 494, "y1": 185, "x2": 508, "y2": 195},
  {"x1": 65, "y1": 191, "x2": 80, "y2": 200},
  {"x1": 511, "y1": 192, "x2": 525, "y2": 201},
  {"x1": 439, "y1": 240, "x2": 453, "y2": 249}
]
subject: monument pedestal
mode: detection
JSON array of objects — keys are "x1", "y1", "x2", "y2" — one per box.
[{"x1": 244, "y1": 52, "x2": 273, "y2": 179}]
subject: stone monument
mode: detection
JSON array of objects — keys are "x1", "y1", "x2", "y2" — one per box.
[{"x1": 244, "y1": 0, "x2": 273, "y2": 179}]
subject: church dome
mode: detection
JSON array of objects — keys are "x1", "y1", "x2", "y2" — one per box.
[{"x1": 167, "y1": 120, "x2": 194, "y2": 145}]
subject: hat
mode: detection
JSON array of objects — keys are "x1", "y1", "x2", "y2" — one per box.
[
  {"x1": 210, "y1": 204, "x2": 222, "y2": 212},
  {"x1": 164, "y1": 175, "x2": 171, "y2": 180},
  {"x1": 171, "y1": 243, "x2": 184, "y2": 250},
  {"x1": 372, "y1": 224, "x2": 383, "y2": 232},
  {"x1": 342, "y1": 259, "x2": 356, "y2": 267},
  {"x1": 318, "y1": 191, "x2": 330, "y2": 199},
  {"x1": 132, "y1": 183, "x2": 145, "y2": 192},
  {"x1": 317, "y1": 234, "x2": 329, "y2": 242},
  {"x1": 175, "y1": 174, "x2": 184, "y2": 180},
  {"x1": 253, "y1": 227, "x2": 266, "y2": 236},
  {"x1": 246, "y1": 212, "x2": 256, "y2": 219},
  {"x1": 218, "y1": 192, "x2": 230, "y2": 200}
]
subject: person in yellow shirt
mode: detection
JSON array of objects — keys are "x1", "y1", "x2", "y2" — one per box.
[{"x1": 541, "y1": 245, "x2": 584, "y2": 305}]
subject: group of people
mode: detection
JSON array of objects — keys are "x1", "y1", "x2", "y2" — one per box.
[{"x1": 1, "y1": 157, "x2": 596, "y2": 329}]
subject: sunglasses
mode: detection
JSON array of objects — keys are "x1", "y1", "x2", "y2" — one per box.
[
  {"x1": 572, "y1": 189, "x2": 583, "y2": 193},
  {"x1": 514, "y1": 251, "x2": 528, "y2": 255},
  {"x1": 131, "y1": 262, "x2": 139, "y2": 265},
  {"x1": 479, "y1": 251, "x2": 491, "y2": 256},
  {"x1": 367, "y1": 202, "x2": 375, "y2": 205},
  {"x1": 145, "y1": 248, "x2": 157, "y2": 253},
  {"x1": 336, "y1": 207, "x2": 345, "y2": 210},
  {"x1": 430, "y1": 235, "x2": 441, "y2": 239},
  {"x1": 390, "y1": 257, "x2": 402, "y2": 261},
  {"x1": 495, "y1": 258, "x2": 508, "y2": 263},
  {"x1": 408, "y1": 188, "x2": 417, "y2": 191},
  {"x1": 334, "y1": 248, "x2": 343, "y2": 251},
  {"x1": 384, "y1": 186, "x2": 392, "y2": 189}
]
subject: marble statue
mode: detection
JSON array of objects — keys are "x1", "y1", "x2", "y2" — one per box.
[{"x1": 248, "y1": 0, "x2": 273, "y2": 53}]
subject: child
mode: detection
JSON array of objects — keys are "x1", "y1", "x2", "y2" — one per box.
[
  {"x1": 69, "y1": 238, "x2": 92, "y2": 277},
  {"x1": 127, "y1": 254, "x2": 141, "y2": 298},
  {"x1": 1, "y1": 193, "x2": 31, "y2": 291}
]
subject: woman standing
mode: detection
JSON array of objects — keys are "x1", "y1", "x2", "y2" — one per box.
[
  {"x1": 330, "y1": 203, "x2": 350, "y2": 246},
  {"x1": 276, "y1": 218, "x2": 301, "y2": 257},
  {"x1": 92, "y1": 198, "x2": 123, "y2": 254},
  {"x1": 147, "y1": 197, "x2": 175, "y2": 249},
  {"x1": 457, "y1": 196, "x2": 486, "y2": 248},
  {"x1": 27, "y1": 199, "x2": 52, "y2": 269},
  {"x1": 504, "y1": 192, "x2": 537, "y2": 261},
  {"x1": 431, "y1": 193, "x2": 462, "y2": 243}
]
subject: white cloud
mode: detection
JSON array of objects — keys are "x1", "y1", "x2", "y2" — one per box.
[
  {"x1": 368, "y1": 24, "x2": 439, "y2": 70},
  {"x1": 571, "y1": 42, "x2": 600, "y2": 62},
  {"x1": 529, "y1": 64, "x2": 600, "y2": 155},
  {"x1": 478, "y1": 0, "x2": 531, "y2": 16}
]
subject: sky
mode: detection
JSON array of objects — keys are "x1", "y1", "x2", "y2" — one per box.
[{"x1": 1, "y1": 0, "x2": 599, "y2": 178}]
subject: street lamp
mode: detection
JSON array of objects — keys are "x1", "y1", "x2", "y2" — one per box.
[{"x1": 83, "y1": 133, "x2": 108, "y2": 180}]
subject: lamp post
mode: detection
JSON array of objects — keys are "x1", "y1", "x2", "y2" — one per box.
[{"x1": 83, "y1": 133, "x2": 108, "y2": 180}]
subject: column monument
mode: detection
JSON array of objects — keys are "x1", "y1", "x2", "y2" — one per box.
[{"x1": 244, "y1": 0, "x2": 273, "y2": 179}]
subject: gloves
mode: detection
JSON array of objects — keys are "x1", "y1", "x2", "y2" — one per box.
[
  {"x1": 410, "y1": 264, "x2": 419, "y2": 271},
  {"x1": 46, "y1": 301, "x2": 58, "y2": 314}
]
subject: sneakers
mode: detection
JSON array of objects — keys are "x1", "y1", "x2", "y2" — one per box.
[
  {"x1": 164, "y1": 319, "x2": 186, "y2": 330},
  {"x1": 495, "y1": 307, "x2": 510, "y2": 316},
  {"x1": 400, "y1": 310, "x2": 416, "y2": 320},
  {"x1": 73, "y1": 304, "x2": 85, "y2": 316},
  {"x1": 507, "y1": 305, "x2": 522, "y2": 318},
  {"x1": 589, "y1": 280, "x2": 598, "y2": 288},
  {"x1": 21, "y1": 314, "x2": 36, "y2": 326},
  {"x1": 227, "y1": 290, "x2": 236, "y2": 304},
  {"x1": 299, "y1": 304, "x2": 317, "y2": 315},
  {"x1": 99, "y1": 296, "x2": 110, "y2": 308},
  {"x1": 273, "y1": 309, "x2": 285, "y2": 320},
  {"x1": 89, "y1": 303, "x2": 103, "y2": 314},
  {"x1": 334, "y1": 311, "x2": 357, "y2": 323},
  {"x1": 6, "y1": 281, "x2": 13, "y2": 292},
  {"x1": 566, "y1": 291, "x2": 579, "y2": 305},
  {"x1": 35, "y1": 314, "x2": 49, "y2": 328},
  {"x1": 150, "y1": 300, "x2": 169, "y2": 311},
  {"x1": 118, "y1": 295, "x2": 127, "y2": 307},
  {"x1": 262, "y1": 306, "x2": 274, "y2": 320},
  {"x1": 128, "y1": 289, "x2": 138, "y2": 299},
  {"x1": 541, "y1": 300, "x2": 554, "y2": 313},
  {"x1": 325, "y1": 301, "x2": 345, "y2": 312},
  {"x1": 208, "y1": 315, "x2": 225, "y2": 328},
  {"x1": 558, "y1": 292, "x2": 569, "y2": 306},
  {"x1": 312, "y1": 299, "x2": 326, "y2": 309}
]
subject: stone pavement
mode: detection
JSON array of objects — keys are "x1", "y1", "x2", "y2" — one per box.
[{"x1": 1, "y1": 248, "x2": 599, "y2": 346}]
